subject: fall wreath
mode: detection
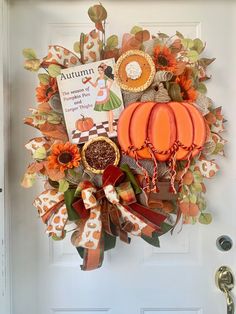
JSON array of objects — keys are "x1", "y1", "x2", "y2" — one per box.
[{"x1": 22, "y1": 4, "x2": 226, "y2": 270}]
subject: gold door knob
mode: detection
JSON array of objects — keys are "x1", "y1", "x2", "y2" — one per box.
[{"x1": 215, "y1": 266, "x2": 234, "y2": 314}]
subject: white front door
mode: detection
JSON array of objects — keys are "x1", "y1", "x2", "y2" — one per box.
[{"x1": 4, "y1": 1, "x2": 236, "y2": 314}]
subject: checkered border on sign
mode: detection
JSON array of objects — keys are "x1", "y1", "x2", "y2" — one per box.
[{"x1": 71, "y1": 119, "x2": 118, "y2": 144}]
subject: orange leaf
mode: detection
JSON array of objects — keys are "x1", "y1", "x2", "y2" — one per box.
[
  {"x1": 183, "y1": 171, "x2": 194, "y2": 185},
  {"x1": 179, "y1": 201, "x2": 190, "y2": 215},
  {"x1": 27, "y1": 162, "x2": 44, "y2": 174},
  {"x1": 134, "y1": 30, "x2": 150, "y2": 43},
  {"x1": 44, "y1": 162, "x2": 65, "y2": 181},
  {"x1": 39, "y1": 122, "x2": 68, "y2": 142},
  {"x1": 201, "y1": 183, "x2": 206, "y2": 193},
  {"x1": 102, "y1": 48, "x2": 120, "y2": 61},
  {"x1": 38, "y1": 102, "x2": 52, "y2": 112},
  {"x1": 174, "y1": 61, "x2": 186, "y2": 76},
  {"x1": 121, "y1": 33, "x2": 141, "y2": 53},
  {"x1": 24, "y1": 117, "x2": 39, "y2": 129},
  {"x1": 95, "y1": 22, "x2": 104, "y2": 33},
  {"x1": 205, "y1": 112, "x2": 217, "y2": 125},
  {"x1": 162, "y1": 201, "x2": 174, "y2": 213},
  {"x1": 189, "y1": 203, "x2": 199, "y2": 217}
]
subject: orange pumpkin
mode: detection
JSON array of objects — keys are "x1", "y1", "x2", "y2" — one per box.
[
  {"x1": 75, "y1": 115, "x2": 94, "y2": 132},
  {"x1": 118, "y1": 101, "x2": 206, "y2": 161},
  {"x1": 117, "y1": 101, "x2": 207, "y2": 192}
]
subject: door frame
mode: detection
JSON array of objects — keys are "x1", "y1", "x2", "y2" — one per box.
[{"x1": 0, "y1": 0, "x2": 11, "y2": 313}]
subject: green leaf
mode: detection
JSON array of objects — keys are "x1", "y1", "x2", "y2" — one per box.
[
  {"x1": 193, "y1": 171, "x2": 203, "y2": 183},
  {"x1": 106, "y1": 35, "x2": 118, "y2": 49},
  {"x1": 73, "y1": 41, "x2": 81, "y2": 53},
  {"x1": 199, "y1": 57, "x2": 216, "y2": 68},
  {"x1": 198, "y1": 213, "x2": 212, "y2": 224},
  {"x1": 192, "y1": 38, "x2": 204, "y2": 54},
  {"x1": 104, "y1": 232, "x2": 116, "y2": 251},
  {"x1": 38, "y1": 73, "x2": 50, "y2": 85},
  {"x1": 189, "y1": 193, "x2": 197, "y2": 204},
  {"x1": 192, "y1": 183, "x2": 203, "y2": 193},
  {"x1": 197, "y1": 82, "x2": 207, "y2": 94},
  {"x1": 198, "y1": 196, "x2": 207, "y2": 211},
  {"x1": 22, "y1": 48, "x2": 37, "y2": 60},
  {"x1": 158, "y1": 32, "x2": 169, "y2": 39},
  {"x1": 168, "y1": 82, "x2": 183, "y2": 102},
  {"x1": 213, "y1": 143, "x2": 224, "y2": 155},
  {"x1": 120, "y1": 164, "x2": 142, "y2": 194},
  {"x1": 176, "y1": 31, "x2": 184, "y2": 39},
  {"x1": 141, "y1": 231, "x2": 160, "y2": 247},
  {"x1": 33, "y1": 147, "x2": 46, "y2": 160},
  {"x1": 34, "y1": 118, "x2": 46, "y2": 125},
  {"x1": 24, "y1": 59, "x2": 41, "y2": 72},
  {"x1": 64, "y1": 189, "x2": 80, "y2": 221},
  {"x1": 187, "y1": 50, "x2": 199, "y2": 62},
  {"x1": 159, "y1": 222, "x2": 173, "y2": 235},
  {"x1": 48, "y1": 64, "x2": 61, "y2": 77},
  {"x1": 130, "y1": 25, "x2": 143, "y2": 35},
  {"x1": 181, "y1": 38, "x2": 194, "y2": 49},
  {"x1": 21, "y1": 173, "x2": 36, "y2": 188},
  {"x1": 74, "y1": 185, "x2": 82, "y2": 198},
  {"x1": 58, "y1": 179, "x2": 69, "y2": 193},
  {"x1": 88, "y1": 4, "x2": 107, "y2": 23},
  {"x1": 76, "y1": 247, "x2": 84, "y2": 258},
  {"x1": 47, "y1": 117, "x2": 61, "y2": 124},
  {"x1": 47, "y1": 113, "x2": 62, "y2": 124}
]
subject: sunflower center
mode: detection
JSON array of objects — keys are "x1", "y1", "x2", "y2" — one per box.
[
  {"x1": 58, "y1": 152, "x2": 73, "y2": 164},
  {"x1": 157, "y1": 54, "x2": 169, "y2": 66}
]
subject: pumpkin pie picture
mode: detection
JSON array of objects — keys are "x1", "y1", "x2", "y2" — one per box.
[{"x1": 115, "y1": 50, "x2": 155, "y2": 92}]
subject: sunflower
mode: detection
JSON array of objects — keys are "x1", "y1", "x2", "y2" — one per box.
[
  {"x1": 153, "y1": 45, "x2": 177, "y2": 72},
  {"x1": 175, "y1": 70, "x2": 197, "y2": 101},
  {"x1": 47, "y1": 142, "x2": 81, "y2": 173},
  {"x1": 36, "y1": 77, "x2": 58, "y2": 103}
]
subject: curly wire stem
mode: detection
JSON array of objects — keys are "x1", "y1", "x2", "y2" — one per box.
[
  {"x1": 146, "y1": 141, "x2": 159, "y2": 192},
  {"x1": 126, "y1": 141, "x2": 203, "y2": 195},
  {"x1": 168, "y1": 146, "x2": 178, "y2": 194}
]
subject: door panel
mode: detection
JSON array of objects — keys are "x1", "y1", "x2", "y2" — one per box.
[{"x1": 8, "y1": 1, "x2": 236, "y2": 314}]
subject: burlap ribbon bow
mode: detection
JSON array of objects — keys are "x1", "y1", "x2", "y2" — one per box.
[{"x1": 71, "y1": 165, "x2": 167, "y2": 270}]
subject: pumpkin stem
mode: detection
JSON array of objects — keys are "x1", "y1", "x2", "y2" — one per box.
[{"x1": 80, "y1": 114, "x2": 85, "y2": 120}]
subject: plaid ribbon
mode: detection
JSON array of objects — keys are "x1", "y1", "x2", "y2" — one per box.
[{"x1": 71, "y1": 165, "x2": 167, "y2": 271}]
